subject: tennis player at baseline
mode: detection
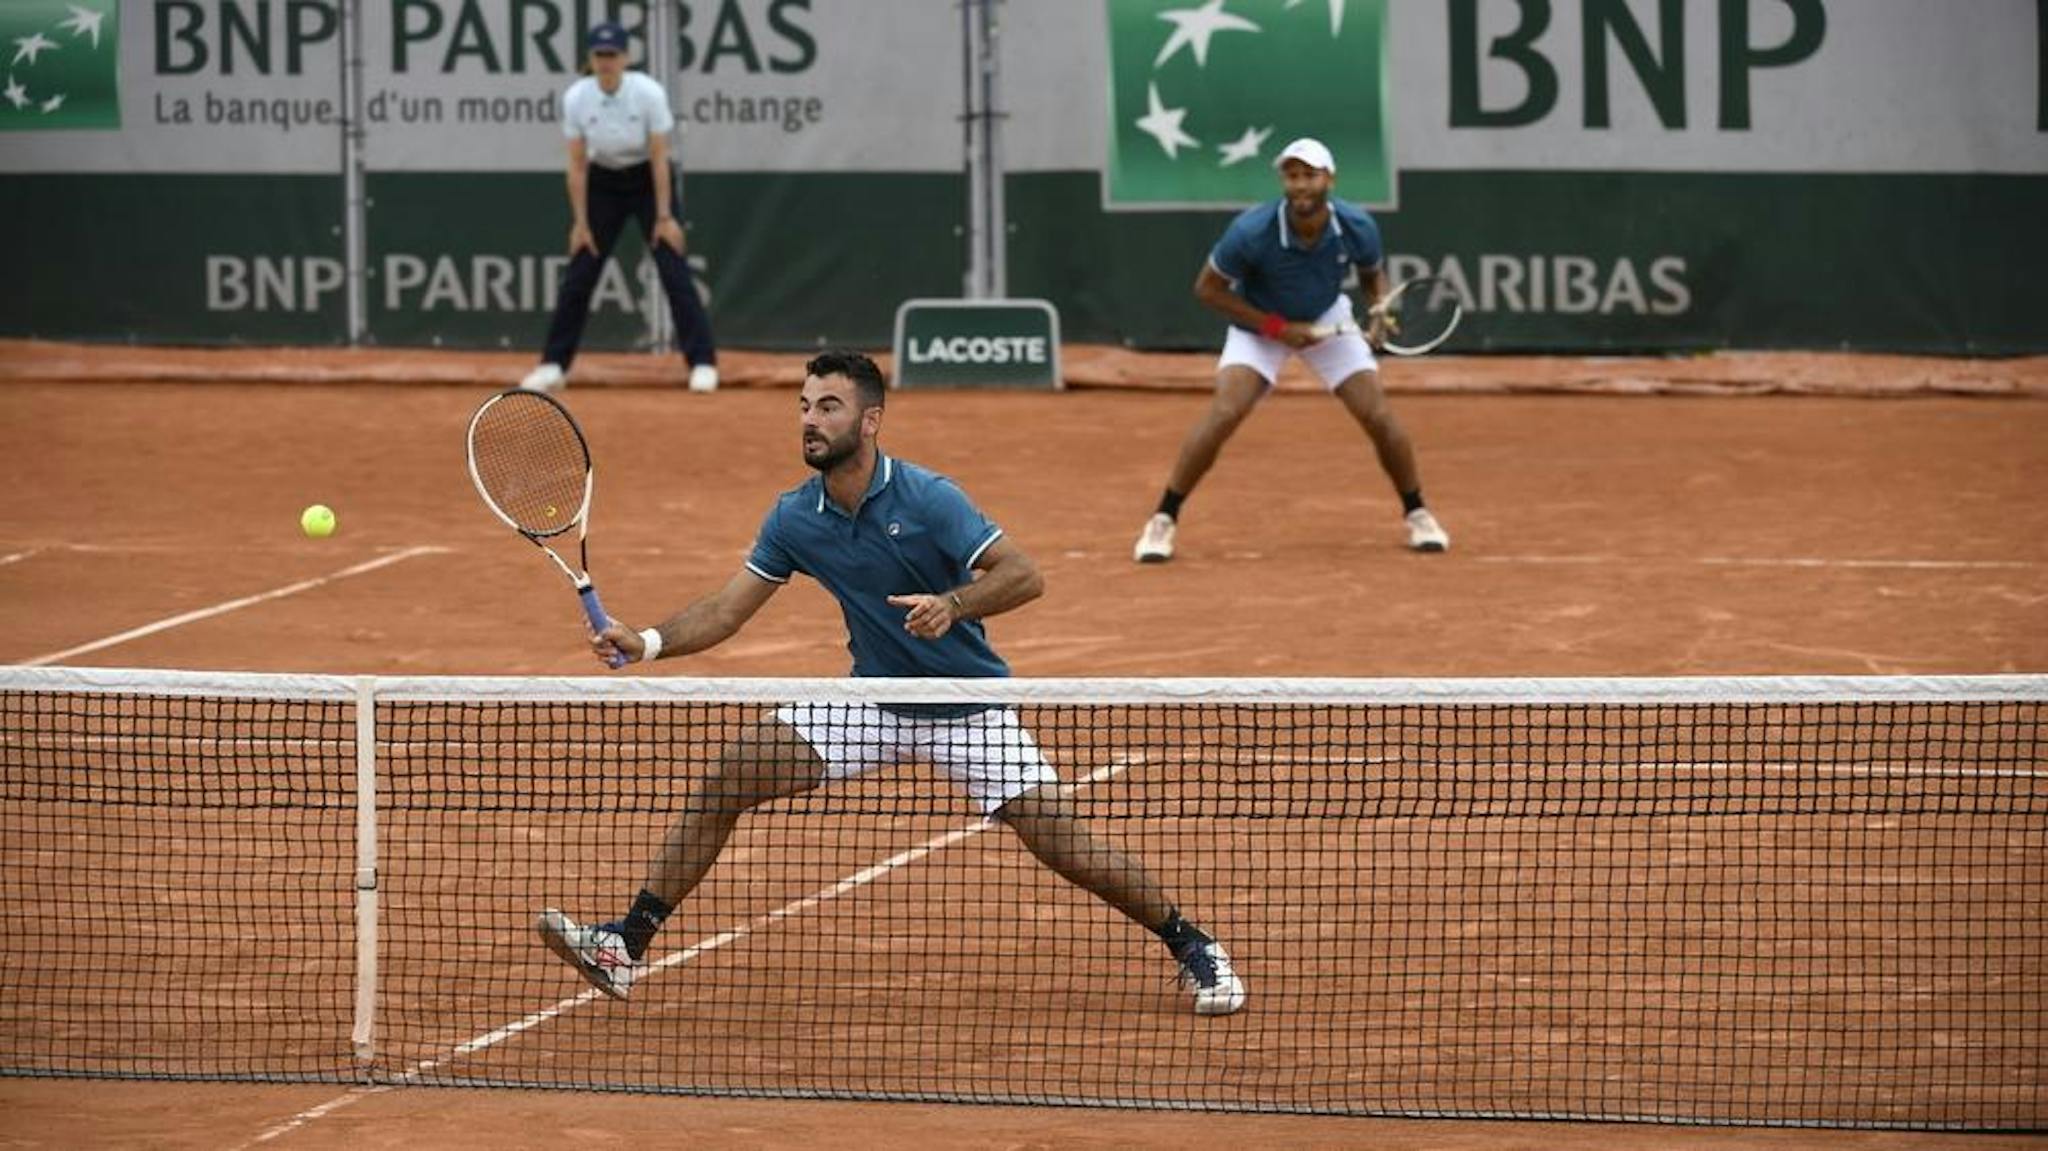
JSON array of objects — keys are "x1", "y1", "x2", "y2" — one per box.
[
  {"x1": 539, "y1": 349, "x2": 1246, "y2": 1016},
  {"x1": 1133, "y1": 136, "x2": 1449, "y2": 562}
]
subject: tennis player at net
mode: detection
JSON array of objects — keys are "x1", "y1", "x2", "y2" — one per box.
[{"x1": 539, "y1": 350, "x2": 1246, "y2": 1016}]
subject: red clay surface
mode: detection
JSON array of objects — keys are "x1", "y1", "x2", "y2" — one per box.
[{"x1": 1, "y1": 344, "x2": 2044, "y2": 1149}]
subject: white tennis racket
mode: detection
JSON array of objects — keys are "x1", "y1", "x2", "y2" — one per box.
[
  {"x1": 466, "y1": 388, "x2": 625, "y2": 667},
  {"x1": 1308, "y1": 275, "x2": 1463, "y2": 356}
]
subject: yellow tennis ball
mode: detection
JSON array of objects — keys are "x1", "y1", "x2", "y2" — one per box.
[{"x1": 301, "y1": 504, "x2": 337, "y2": 538}]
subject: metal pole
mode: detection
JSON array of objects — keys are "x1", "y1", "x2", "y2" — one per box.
[
  {"x1": 339, "y1": 0, "x2": 368, "y2": 344},
  {"x1": 981, "y1": 0, "x2": 1006, "y2": 299},
  {"x1": 961, "y1": 0, "x2": 985, "y2": 298},
  {"x1": 645, "y1": 0, "x2": 676, "y2": 353}
]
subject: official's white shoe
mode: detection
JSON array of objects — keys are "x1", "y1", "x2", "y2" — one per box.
[
  {"x1": 537, "y1": 908, "x2": 640, "y2": 1000},
  {"x1": 1405, "y1": 508, "x2": 1450, "y2": 553},
  {"x1": 687, "y1": 364, "x2": 720, "y2": 393},
  {"x1": 1133, "y1": 513, "x2": 1177, "y2": 564},
  {"x1": 1173, "y1": 936, "x2": 1247, "y2": 1016},
  {"x1": 520, "y1": 363, "x2": 566, "y2": 394}
]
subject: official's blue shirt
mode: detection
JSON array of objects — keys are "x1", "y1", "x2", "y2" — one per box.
[
  {"x1": 745, "y1": 453, "x2": 1011, "y2": 680},
  {"x1": 1209, "y1": 196, "x2": 1384, "y2": 325}
]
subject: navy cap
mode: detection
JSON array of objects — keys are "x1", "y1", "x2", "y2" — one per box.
[{"x1": 587, "y1": 22, "x2": 628, "y2": 52}]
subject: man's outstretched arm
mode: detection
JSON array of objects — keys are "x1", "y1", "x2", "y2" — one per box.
[{"x1": 593, "y1": 568, "x2": 781, "y2": 665}]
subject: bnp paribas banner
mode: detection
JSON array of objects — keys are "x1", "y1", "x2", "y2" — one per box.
[
  {"x1": 0, "y1": 0, "x2": 120, "y2": 131},
  {"x1": 1, "y1": 0, "x2": 964, "y2": 174},
  {"x1": 1105, "y1": 0, "x2": 1392, "y2": 209}
]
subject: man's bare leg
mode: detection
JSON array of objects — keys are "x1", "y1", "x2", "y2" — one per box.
[
  {"x1": 1332, "y1": 369, "x2": 1421, "y2": 494},
  {"x1": 996, "y1": 782, "x2": 1247, "y2": 1014},
  {"x1": 1163, "y1": 366, "x2": 1272, "y2": 499}
]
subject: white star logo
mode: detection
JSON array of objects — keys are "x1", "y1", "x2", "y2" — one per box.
[
  {"x1": 3, "y1": 75, "x2": 27, "y2": 110},
  {"x1": 1284, "y1": 0, "x2": 1347, "y2": 38},
  {"x1": 40, "y1": 92, "x2": 64, "y2": 113},
  {"x1": 59, "y1": 5, "x2": 107, "y2": 49},
  {"x1": 12, "y1": 32, "x2": 58, "y2": 67},
  {"x1": 1134, "y1": 81, "x2": 1198, "y2": 160},
  {"x1": 1154, "y1": 0, "x2": 1260, "y2": 69},
  {"x1": 1216, "y1": 125, "x2": 1271, "y2": 167}
]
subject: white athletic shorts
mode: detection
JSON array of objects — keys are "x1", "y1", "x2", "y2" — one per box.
[
  {"x1": 1218, "y1": 295, "x2": 1378, "y2": 390},
  {"x1": 774, "y1": 701, "x2": 1059, "y2": 816}
]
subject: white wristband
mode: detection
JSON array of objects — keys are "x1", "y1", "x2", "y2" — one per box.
[{"x1": 637, "y1": 627, "x2": 664, "y2": 663}]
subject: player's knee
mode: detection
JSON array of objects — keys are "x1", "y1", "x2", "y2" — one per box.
[
  {"x1": 707, "y1": 750, "x2": 794, "y2": 810},
  {"x1": 1209, "y1": 397, "x2": 1257, "y2": 433}
]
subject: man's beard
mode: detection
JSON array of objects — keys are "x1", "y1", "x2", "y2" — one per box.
[{"x1": 803, "y1": 428, "x2": 860, "y2": 472}]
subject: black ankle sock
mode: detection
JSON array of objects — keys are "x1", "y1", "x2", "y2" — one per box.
[
  {"x1": 1155, "y1": 909, "x2": 1207, "y2": 953},
  {"x1": 1156, "y1": 490, "x2": 1186, "y2": 520},
  {"x1": 620, "y1": 888, "x2": 673, "y2": 961},
  {"x1": 1399, "y1": 489, "x2": 1425, "y2": 515}
]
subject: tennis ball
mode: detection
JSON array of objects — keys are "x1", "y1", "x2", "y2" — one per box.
[{"x1": 301, "y1": 504, "x2": 337, "y2": 539}]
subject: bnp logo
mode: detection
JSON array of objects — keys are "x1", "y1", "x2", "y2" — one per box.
[
  {"x1": 1105, "y1": 0, "x2": 1390, "y2": 209},
  {"x1": 2, "y1": 1, "x2": 118, "y2": 131}
]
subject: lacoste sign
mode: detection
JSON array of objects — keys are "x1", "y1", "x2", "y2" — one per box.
[{"x1": 892, "y1": 299, "x2": 1063, "y2": 390}]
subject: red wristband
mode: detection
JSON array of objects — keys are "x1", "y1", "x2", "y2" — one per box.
[{"x1": 1258, "y1": 313, "x2": 1287, "y2": 339}]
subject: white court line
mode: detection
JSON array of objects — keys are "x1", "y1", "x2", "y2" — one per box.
[
  {"x1": 233, "y1": 754, "x2": 1143, "y2": 1147},
  {"x1": 17, "y1": 547, "x2": 448, "y2": 667},
  {"x1": 1478, "y1": 554, "x2": 2036, "y2": 570},
  {"x1": 0, "y1": 548, "x2": 42, "y2": 568}
]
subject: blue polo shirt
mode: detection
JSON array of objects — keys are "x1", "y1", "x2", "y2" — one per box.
[
  {"x1": 1209, "y1": 196, "x2": 1383, "y2": 326},
  {"x1": 745, "y1": 453, "x2": 1011, "y2": 681}
]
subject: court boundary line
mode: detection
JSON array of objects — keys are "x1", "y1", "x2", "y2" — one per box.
[
  {"x1": 231, "y1": 755, "x2": 1143, "y2": 1148},
  {"x1": 17, "y1": 547, "x2": 448, "y2": 667},
  {"x1": 1475, "y1": 555, "x2": 2036, "y2": 570}
]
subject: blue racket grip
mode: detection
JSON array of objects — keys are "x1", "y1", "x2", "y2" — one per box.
[{"x1": 578, "y1": 584, "x2": 627, "y2": 669}]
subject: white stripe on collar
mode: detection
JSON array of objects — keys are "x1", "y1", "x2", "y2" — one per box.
[
  {"x1": 1274, "y1": 200, "x2": 1344, "y2": 249},
  {"x1": 814, "y1": 454, "x2": 895, "y2": 513}
]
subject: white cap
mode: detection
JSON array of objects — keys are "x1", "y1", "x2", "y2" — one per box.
[{"x1": 1273, "y1": 137, "x2": 1336, "y2": 173}]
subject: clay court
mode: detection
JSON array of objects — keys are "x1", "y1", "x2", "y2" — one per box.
[{"x1": 1, "y1": 342, "x2": 2044, "y2": 1149}]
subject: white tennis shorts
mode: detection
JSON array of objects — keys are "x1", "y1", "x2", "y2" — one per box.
[
  {"x1": 773, "y1": 702, "x2": 1059, "y2": 816},
  {"x1": 1219, "y1": 295, "x2": 1378, "y2": 390}
]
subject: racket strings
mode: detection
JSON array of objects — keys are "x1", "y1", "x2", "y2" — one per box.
[
  {"x1": 470, "y1": 395, "x2": 591, "y2": 536},
  {"x1": 1380, "y1": 277, "x2": 1461, "y2": 354}
]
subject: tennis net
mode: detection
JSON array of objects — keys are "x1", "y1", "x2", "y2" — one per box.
[{"x1": 1, "y1": 667, "x2": 2042, "y2": 1129}]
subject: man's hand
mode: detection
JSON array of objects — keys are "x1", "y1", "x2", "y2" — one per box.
[
  {"x1": 569, "y1": 222, "x2": 597, "y2": 257},
  {"x1": 886, "y1": 593, "x2": 960, "y2": 640},
  {"x1": 1365, "y1": 309, "x2": 1391, "y2": 349},
  {"x1": 1276, "y1": 320, "x2": 1318, "y2": 349},
  {"x1": 654, "y1": 217, "x2": 686, "y2": 253},
  {"x1": 591, "y1": 622, "x2": 645, "y2": 666}
]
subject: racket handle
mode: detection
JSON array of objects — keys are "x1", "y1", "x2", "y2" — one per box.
[{"x1": 577, "y1": 583, "x2": 627, "y2": 669}]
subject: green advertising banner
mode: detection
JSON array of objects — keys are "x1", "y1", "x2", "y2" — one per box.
[
  {"x1": 360, "y1": 172, "x2": 966, "y2": 353},
  {"x1": 1105, "y1": 0, "x2": 1391, "y2": 209},
  {"x1": 0, "y1": 174, "x2": 341, "y2": 343},
  {"x1": 0, "y1": 0, "x2": 119, "y2": 131}
]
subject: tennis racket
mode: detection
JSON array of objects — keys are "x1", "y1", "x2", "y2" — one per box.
[
  {"x1": 1308, "y1": 275, "x2": 1463, "y2": 356},
  {"x1": 466, "y1": 388, "x2": 624, "y2": 668}
]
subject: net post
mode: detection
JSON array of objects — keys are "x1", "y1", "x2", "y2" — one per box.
[{"x1": 350, "y1": 676, "x2": 380, "y2": 1066}]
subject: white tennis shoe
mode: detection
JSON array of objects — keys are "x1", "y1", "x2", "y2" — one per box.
[
  {"x1": 1133, "y1": 513, "x2": 1177, "y2": 563},
  {"x1": 1172, "y1": 936, "x2": 1247, "y2": 1016},
  {"x1": 1404, "y1": 508, "x2": 1450, "y2": 553},
  {"x1": 537, "y1": 908, "x2": 640, "y2": 1000},
  {"x1": 688, "y1": 364, "x2": 720, "y2": 393},
  {"x1": 520, "y1": 363, "x2": 566, "y2": 394}
]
